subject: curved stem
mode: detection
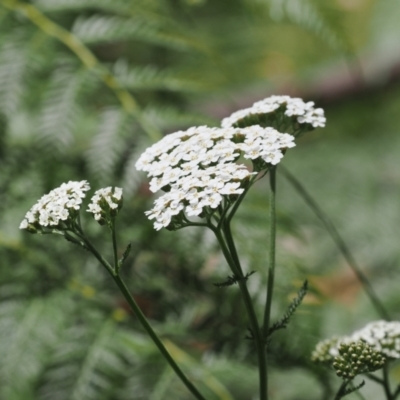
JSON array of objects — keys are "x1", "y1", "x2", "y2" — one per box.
[
  {"x1": 74, "y1": 229, "x2": 206, "y2": 400},
  {"x1": 263, "y1": 166, "x2": 276, "y2": 336},
  {"x1": 112, "y1": 275, "x2": 207, "y2": 400},
  {"x1": 279, "y1": 165, "x2": 391, "y2": 321},
  {"x1": 211, "y1": 224, "x2": 267, "y2": 400}
]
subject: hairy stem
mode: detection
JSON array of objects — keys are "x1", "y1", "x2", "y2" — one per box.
[{"x1": 279, "y1": 165, "x2": 391, "y2": 321}]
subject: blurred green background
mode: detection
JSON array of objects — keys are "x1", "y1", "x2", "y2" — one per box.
[{"x1": 1, "y1": 0, "x2": 400, "y2": 399}]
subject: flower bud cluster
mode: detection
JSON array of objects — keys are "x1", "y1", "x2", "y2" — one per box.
[
  {"x1": 19, "y1": 181, "x2": 90, "y2": 232},
  {"x1": 312, "y1": 321, "x2": 400, "y2": 378},
  {"x1": 221, "y1": 95, "x2": 326, "y2": 132},
  {"x1": 136, "y1": 125, "x2": 295, "y2": 230},
  {"x1": 332, "y1": 341, "x2": 386, "y2": 379},
  {"x1": 87, "y1": 187, "x2": 123, "y2": 225}
]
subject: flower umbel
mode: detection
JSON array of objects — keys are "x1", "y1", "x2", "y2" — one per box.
[
  {"x1": 20, "y1": 180, "x2": 90, "y2": 233},
  {"x1": 221, "y1": 95, "x2": 326, "y2": 135},
  {"x1": 87, "y1": 187, "x2": 123, "y2": 225},
  {"x1": 312, "y1": 320, "x2": 400, "y2": 363},
  {"x1": 136, "y1": 125, "x2": 295, "y2": 230}
]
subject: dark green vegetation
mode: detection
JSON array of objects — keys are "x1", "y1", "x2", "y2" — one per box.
[{"x1": 1, "y1": 0, "x2": 400, "y2": 398}]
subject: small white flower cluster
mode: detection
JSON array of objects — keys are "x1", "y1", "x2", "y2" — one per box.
[
  {"x1": 136, "y1": 125, "x2": 295, "y2": 230},
  {"x1": 312, "y1": 321, "x2": 400, "y2": 362},
  {"x1": 20, "y1": 181, "x2": 90, "y2": 231},
  {"x1": 221, "y1": 95, "x2": 326, "y2": 129},
  {"x1": 349, "y1": 321, "x2": 400, "y2": 359},
  {"x1": 87, "y1": 187, "x2": 123, "y2": 222}
]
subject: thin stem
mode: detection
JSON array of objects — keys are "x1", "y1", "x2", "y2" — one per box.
[
  {"x1": 76, "y1": 229, "x2": 206, "y2": 400},
  {"x1": 393, "y1": 385, "x2": 400, "y2": 399},
  {"x1": 211, "y1": 224, "x2": 267, "y2": 400},
  {"x1": 263, "y1": 166, "x2": 276, "y2": 336},
  {"x1": 334, "y1": 380, "x2": 349, "y2": 400},
  {"x1": 279, "y1": 165, "x2": 391, "y2": 321},
  {"x1": 354, "y1": 389, "x2": 367, "y2": 400},
  {"x1": 365, "y1": 373, "x2": 384, "y2": 385},
  {"x1": 226, "y1": 175, "x2": 258, "y2": 225},
  {"x1": 75, "y1": 231, "x2": 115, "y2": 276},
  {"x1": 111, "y1": 220, "x2": 119, "y2": 271},
  {"x1": 383, "y1": 364, "x2": 394, "y2": 400},
  {"x1": 112, "y1": 275, "x2": 207, "y2": 400}
]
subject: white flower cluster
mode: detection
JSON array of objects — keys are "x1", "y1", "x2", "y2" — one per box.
[
  {"x1": 136, "y1": 125, "x2": 295, "y2": 230},
  {"x1": 221, "y1": 95, "x2": 326, "y2": 129},
  {"x1": 87, "y1": 187, "x2": 123, "y2": 222},
  {"x1": 20, "y1": 181, "x2": 90, "y2": 230},
  {"x1": 348, "y1": 321, "x2": 400, "y2": 359},
  {"x1": 313, "y1": 321, "x2": 400, "y2": 362}
]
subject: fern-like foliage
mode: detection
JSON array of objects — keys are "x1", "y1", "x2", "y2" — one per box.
[
  {"x1": 267, "y1": 0, "x2": 347, "y2": 51},
  {"x1": 0, "y1": 40, "x2": 27, "y2": 117},
  {"x1": 0, "y1": 294, "x2": 74, "y2": 399},
  {"x1": 37, "y1": 65, "x2": 85, "y2": 153},
  {"x1": 72, "y1": 14, "x2": 200, "y2": 51},
  {"x1": 86, "y1": 108, "x2": 132, "y2": 185},
  {"x1": 267, "y1": 280, "x2": 308, "y2": 337},
  {"x1": 38, "y1": 319, "x2": 127, "y2": 400},
  {"x1": 113, "y1": 61, "x2": 206, "y2": 93}
]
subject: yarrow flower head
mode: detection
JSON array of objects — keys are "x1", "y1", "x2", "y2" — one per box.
[
  {"x1": 136, "y1": 125, "x2": 295, "y2": 230},
  {"x1": 312, "y1": 321, "x2": 400, "y2": 378},
  {"x1": 87, "y1": 187, "x2": 123, "y2": 225},
  {"x1": 221, "y1": 95, "x2": 326, "y2": 136},
  {"x1": 312, "y1": 321, "x2": 400, "y2": 362},
  {"x1": 20, "y1": 181, "x2": 90, "y2": 233}
]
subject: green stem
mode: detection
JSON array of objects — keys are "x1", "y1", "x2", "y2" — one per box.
[
  {"x1": 75, "y1": 231, "x2": 115, "y2": 276},
  {"x1": 76, "y1": 230, "x2": 206, "y2": 400},
  {"x1": 383, "y1": 364, "x2": 394, "y2": 400},
  {"x1": 211, "y1": 225, "x2": 267, "y2": 400},
  {"x1": 279, "y1": 165, "x2": 391, "y2": 321},
  {"x1": 111, "y1": 220, "x2": 119, "y2": 271},
  {"x1": 112, "y1": 275, "x2": 207, "y2": 400},
  {"x1": 263, "y1": 167, "x2": 276, "y2": 336},
  {"x1": 225, "y1": 175, "x2": 258, "y2": 225},
  {"x1": 365, "y1": 373, "x2": 384, "y2": 385},
  {"x1": 393, "y1": 385, "x2": 400, "y2": 400},
  {"x1": 334, "y1": 380, "x2": 349, "y2": 400}
]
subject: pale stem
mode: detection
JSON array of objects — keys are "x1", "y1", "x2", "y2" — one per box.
[{"x1": 279, "y1": 165, "x2": 391, "y2": 321}]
